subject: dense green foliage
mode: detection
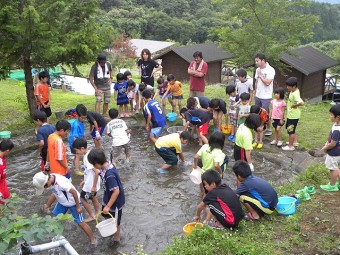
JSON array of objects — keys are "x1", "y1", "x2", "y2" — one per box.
[{"x1": 0, "y1": 194, "x2": 72, "y2": 253}]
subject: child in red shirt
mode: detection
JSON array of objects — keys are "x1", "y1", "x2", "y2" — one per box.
[{"x1": 0, "y1": 139, "x2": 14, "y2": 204}]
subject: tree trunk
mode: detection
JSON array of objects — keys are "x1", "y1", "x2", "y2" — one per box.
[{"x1": 23, "y1": 57, "x2": 35, "y2": 116}]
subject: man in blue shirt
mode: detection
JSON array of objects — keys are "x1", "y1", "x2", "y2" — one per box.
[
  {"x1": 142, "y1": 89, "x2": 166, "y2": 143},
  {"x1": 232, "y1": 160, "x2": 278, "y2": 221}
]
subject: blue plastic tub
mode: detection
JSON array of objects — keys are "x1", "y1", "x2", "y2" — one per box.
[
  {"x1": 276, "y1": 196, "x2": 297, "y2": 216},
  {"x1": 0, "y1": 131, "x2": 11, "y2": 139},
  {"x1": 166, "y1": 112, "x2": 177, "y2": 122}
]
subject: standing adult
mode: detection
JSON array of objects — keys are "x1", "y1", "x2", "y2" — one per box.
[
  {"x1": 254, "y1": 53, "x2": 275, "y2": 136},
  {"x1": 89, "y1": 54, "x2": 113, "y2": 116},
  {"x1": 188, "y1": 51, "x2": 208, "y2": 97},
  {"x1": 137, "y1": 49, "x2": 162, "y2": 87}
]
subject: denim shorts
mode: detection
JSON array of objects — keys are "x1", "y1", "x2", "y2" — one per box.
[{"x1": 150, "y1": 127, "x2": 164, "y2": 138}]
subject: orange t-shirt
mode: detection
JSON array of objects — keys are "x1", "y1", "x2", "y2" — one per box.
[
  {"x1": 34, "y1": 82, "x2": 50, "y2": 105},
  {"x1": 167, "y1": 81, "x2": 182, "y2": 97},
  {"x1": 47, "y1": 133, "x2": 68, "y2": 176}
]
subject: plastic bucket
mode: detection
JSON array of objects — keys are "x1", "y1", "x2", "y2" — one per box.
[
  {"x1": 276, "y1": 196, "x2": 297, "y2": 216},
  {"x1": 221, "y1": 124, "x2": 232, "y2": 135},
  {"x1": 96, "y1": 211, "x2": 117, "y2": 237},
  {"x1": 167, "y1": 126, "x2": 183, "y2": 134},
  {"x1": 166, "y1": 112, "x2": 177, "y2": 122},
  {"x1": 0, "y1": 131, "x2": 11, "y2": 139},
  {"x1": 183, "y1": 222, "x2": 203, "y2": 236},
  {"x1": 190, "y1": 168, "x2": 203, "y2": 184}
]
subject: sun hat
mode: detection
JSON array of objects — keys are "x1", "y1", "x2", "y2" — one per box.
[{"x1": 32, "y1": 172, "x2": 49, "y2": 195}]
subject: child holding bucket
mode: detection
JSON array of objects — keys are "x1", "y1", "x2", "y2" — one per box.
[
  {"x1": 193, "y1": 132, "x2": 226, "y2": 197},
  {"x1": 72, "y1": 138, "x2": 101, "y2": 222},
  {"x1": 194, "y1": 170, "x2": 244, "y2": 229},
  {"x1": 87, "y1": 148, "x2": 125, "y2": 245},
  {"x1": 32, "y1": 172, "x2": 97, "y2": 246},
  {"x1": 232, "y1": 160, "x2": 278, "y2": 221},
  {"x1": 320, "y1": 104, "x2": 340, "y2": 192}
]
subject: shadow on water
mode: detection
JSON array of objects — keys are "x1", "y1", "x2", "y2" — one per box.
[{"x1": 6, "y1": 125, "x2": 302, "y2": 254}]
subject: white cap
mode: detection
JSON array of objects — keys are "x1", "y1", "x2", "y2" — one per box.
[{"x1": 32, "y1": 172, "x2": 49, "y2": 195}]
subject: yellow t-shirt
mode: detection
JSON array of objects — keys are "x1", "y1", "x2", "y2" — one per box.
[
  {"x1": 155, "y1": 133, "x2": 182, "y2": 153},
  {"x1": 167, "y1": 81, "x2": 182, "y2": 97}
]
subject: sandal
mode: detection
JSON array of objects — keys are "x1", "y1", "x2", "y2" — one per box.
[
  {"x1": 296, "y1": 186, "x2": 315, "y2": 195},
  {"x1": 295, "y1": 191, "x2": 311, "y2": 201},
  {"x1": 244, "y1": 212, "x2": 259, "y2": 221}
]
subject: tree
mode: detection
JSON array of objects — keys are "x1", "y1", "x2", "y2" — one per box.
[
  {"x1": 0, "y1": 1, "x2": 114, "y2": 115},
  {"x1": 212, "y1": 0, "x2": 319, "y2": 67}
]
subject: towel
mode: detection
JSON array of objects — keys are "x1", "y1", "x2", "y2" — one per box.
[
  {"x1": 97, "y1": 63, "x2": 110, "y2": 79},
  {"x1": 191, "y1": 59, "x2": 205, "y2": 72}
]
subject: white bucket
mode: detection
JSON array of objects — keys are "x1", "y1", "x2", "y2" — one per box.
[
  {"x1": 190, "y1": 168, "x2": 203, "y2": 184},
  {"x1": 96, "y1": 211, "x2": 117, "y2": 237}
]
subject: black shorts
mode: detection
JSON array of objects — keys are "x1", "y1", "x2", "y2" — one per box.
[
  {"x1": 272, "y1": 119, "x2": 285, "y2": 129},
  {"x1": 80, "y1": 190, "x2": 98, "y2": 202},
  {"x1": 37, "y1": 104, "x2": 52, "y2": 117},
  {"x1": 101, "y1": 207, "x2": 123, "y2": 226},
  {"x1": 239, "y1": 191, "x2": 275, "y2": 216},
  {"x1": 233, "y1": 144, "x2": 248, "y2": 162},
  {"x1": 286, "y1": 118, "x2": 299, "y2": 135},
  {"x1": 155, "y1": 146, "x2": 178, "y2": 165}
]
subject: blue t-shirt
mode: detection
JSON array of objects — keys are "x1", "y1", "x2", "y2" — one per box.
[
  {"x1": 36, "y1": 124, "x2": 56, "y2": 150},
  {"x1": 327, "y1": 123, "x2": 340, "y2": 156},
  {"x1": 236, "y1": 175, "x2": 278, "y2": 209},
  {"x1": 197, "y1": 96, "x2": 210, "y2": 109},
  {"x1": 184, "y1": 109, "x2": 212, "y2": 126},
  {"x1": 68, "y1": 119, "x2": 85, "y2": 148},
  {"x1": 114, "y1": 81, "x2": 129, "y2": 105},
  {"x1": 144, "y1": 99, "x2": 166, "y2": 128},
  {"x1": 101, "y1": 165, "x2": 125, "y2": 211}
]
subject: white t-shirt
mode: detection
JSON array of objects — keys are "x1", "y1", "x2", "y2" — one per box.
[
  {"x1": 254, "y1": 62, "x2": 275, "y2": 99},
  {"x1": 51, "y1": 174, "x2": 80, "y2": 207},
  {"x1": 106, "y1": 119, "x2": 130, "y2": 146},
  {"x1": 236, "y1": 78, "x2": 253, "y2": 96},
  {"x1": 82, "y1": 151, "x2": 101, "y2": 192}
]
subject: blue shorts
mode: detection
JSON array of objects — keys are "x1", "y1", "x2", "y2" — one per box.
[
  {"x1": 150, "y1": 127, "x2": 164, "y2": 138},
  {"x1": 91, "y1": 126, "x2": 105, "y2": 139},
  {"x1": 159, "y1": 93, "x2": 172, "y2": 99},
  {"x1": 52, "y1": 203, "x2": 84, "y2": 224}
]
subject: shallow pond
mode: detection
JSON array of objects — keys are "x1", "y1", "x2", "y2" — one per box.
[{"x1": 6, "y1": 124, "x2": 300, "y2": 254}]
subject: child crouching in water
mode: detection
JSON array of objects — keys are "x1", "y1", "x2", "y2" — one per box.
[
  {"x1": 194, "y1": 170, "x2": 244, "y2": 229},
  {"x1": 73, "y1": 138, "x2": 100, "y2": 222},
  {"x1": 88, "y1": 148, "x2": 125, "y2": 245}
]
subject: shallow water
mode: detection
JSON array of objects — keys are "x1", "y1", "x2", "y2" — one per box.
[{"x1": 6, "y1": 125, "x2": 298, "y2": 254}]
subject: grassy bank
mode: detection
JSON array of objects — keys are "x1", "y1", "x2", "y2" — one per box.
[{"x1": 0, "y1": 79, "x2": 332, "y2": 150}]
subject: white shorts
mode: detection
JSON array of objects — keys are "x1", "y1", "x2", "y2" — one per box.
[{"x1": 325, "y1": 154, "x2": 340, "y2": 170}]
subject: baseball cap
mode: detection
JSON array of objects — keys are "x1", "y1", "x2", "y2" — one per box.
[
  {"x1": 32, "y1": 172, "x2": 49, "y2": 195},
  {"x1": 97, "y1": 54, "x2": 107, "y2": 62}
]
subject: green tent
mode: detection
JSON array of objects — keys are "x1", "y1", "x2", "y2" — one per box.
[{"x1": 9, "y1": 67, "x2": 63, "y2": 81}]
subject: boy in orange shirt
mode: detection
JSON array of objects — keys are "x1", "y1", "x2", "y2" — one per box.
[
  {"x1": 162, "y1": 74, "x2": 183, "y2": 113},
  {"x1": 34, "y1": 71, "x2": 52, "y2": 121},
  {"x1": 43, "y1": 120, "x2": 71, "y2": 213}
]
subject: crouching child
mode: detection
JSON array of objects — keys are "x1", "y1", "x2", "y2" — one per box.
[{"x1": 194, "y1": 170, "x2": 244, "y2": 228}]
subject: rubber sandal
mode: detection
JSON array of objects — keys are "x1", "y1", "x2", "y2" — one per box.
[
  {"x1": 244, "y1": 212, "x2": 259, "y2": 221},
  {"x1": 256, "y1": 143, "x2": 263, "y2": 149},
  {"x1": 296, "y1": 186, "x2": 316, "y2": 195},
  {"x1": 252, "y1": 142, "x2": 258, "y2": 148},
  {"x1": 75, "y1": 170, "x2": 84, "y2": 176},
  {"x1": 159, "y1": 169, "x2": 169, "y2": 174},
  {"x1": 295, "y1": 191, "x2": 311, "y2": 201}
]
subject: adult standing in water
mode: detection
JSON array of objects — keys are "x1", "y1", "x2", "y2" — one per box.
[
  {"x1": 188, "y1": 51, "x2": 208, "y2": 97},
  {"x1": 137, "y1": 49, "x2": 162, "y2": 87},
  {"x1": 89, "y1": 54, "x2": 113, "y2": 116}
]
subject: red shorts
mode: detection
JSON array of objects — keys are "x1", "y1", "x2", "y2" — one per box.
[{"x1": 198, "y1": 121, "x2": 209, "y2": 135}]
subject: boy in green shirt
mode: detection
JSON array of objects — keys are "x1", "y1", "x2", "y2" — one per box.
[{"x1": 282, "y1": 77, "x2": 304, "y2": 151}]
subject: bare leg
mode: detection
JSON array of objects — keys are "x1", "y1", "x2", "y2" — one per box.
[
  {"x1": 95, "y1": 102, "x2": 100, "y2": 113},
  {"x1": 92, "y1": 197, "x2": 100, "y2": 214},
  {"x1": 161, "y1": 163, "x2": 172, "y2": 170},
  {"x1": 113, "y1": 225, "x2": 121, "y2": 242},
  {"x1": 93, "y1": 138, "x2": 101, "y2": 148},
  {"x1": 243, "y1": 203, "x2": 260, "y2": 219},
  {"x1": 288, "y1": 134, "x2": 296, "y2": 147},
  {"x1": 277, "y1": 126, "x2": 282, "y2": 141},
  {"x1": 330, "y1": 169, "x2": 340, "y2": 186},
  {"x1": 149, "y1": 135, "x2": 157, "y2": 144},
  {"x1": 81, "y1": 198, "x2": 95, "y2": 220},
  {"x1": 78, "y1": 222, "x2": 96, "y2": 243},
  {"x1": 73, "y1": 153, "x2": 81, "y2": 172},
  {"x1": 103, "y1": 103, "x2": 109, "y2": 116}
]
